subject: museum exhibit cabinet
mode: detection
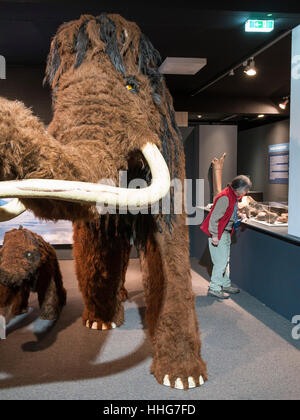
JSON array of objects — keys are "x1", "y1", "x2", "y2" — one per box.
[{"x1": 193, "y1": 208, "x2": 299, "y2": 321}]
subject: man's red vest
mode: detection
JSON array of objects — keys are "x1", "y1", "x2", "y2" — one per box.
[{"x1": 200, "y1": 186, "x2": 238, "y2": 239}]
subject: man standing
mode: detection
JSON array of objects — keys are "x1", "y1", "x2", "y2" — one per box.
[{"x1": 200, "y1": 175, "x2": 252, "y2": 299}]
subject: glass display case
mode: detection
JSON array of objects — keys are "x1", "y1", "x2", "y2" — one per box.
[{"x1": 239, "y1": 198, "x2": 288, "y2": 226}]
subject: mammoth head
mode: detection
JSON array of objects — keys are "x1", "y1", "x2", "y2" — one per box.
[
  {"x1": 45, "y1": 14, "x2": 165, "y2": 115},
  {"x1": 44, "y1": 13, "x2": 180, "y2": 196},
  {"x1": 0, "y1": 226, "x2": 40, "y2": 289}
]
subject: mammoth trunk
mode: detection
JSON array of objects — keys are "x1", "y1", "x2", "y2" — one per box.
[{"x1": 0, "y1": 267, "x2": 18, "y2": 288}]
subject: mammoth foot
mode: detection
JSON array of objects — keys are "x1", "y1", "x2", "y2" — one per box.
[
  {"x1": 82, "y1": 305, "x2": 124, "y2": 331},
  {"x1": 163, "y1": 374, "x2": 205, "y2": 390},
  {"x1": 151, "y1": 358, "x2": 207, "y2": 390},
  {"x1": 85, "y1": 320, "x2": 118, "y2": 330}
]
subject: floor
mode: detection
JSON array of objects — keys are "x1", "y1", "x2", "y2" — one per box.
[{"x1": 0, "y1": 258, "x2": 299, "y2": 400}]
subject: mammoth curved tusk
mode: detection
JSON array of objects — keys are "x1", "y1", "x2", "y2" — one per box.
[
  {"x1": 0, "y1": 143, "x2": 171, "y2": 212},
  {"x1": 0, "y1": 198, "x2": 26, "y2": 222}
]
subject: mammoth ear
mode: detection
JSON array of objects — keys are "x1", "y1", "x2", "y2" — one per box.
[
  {"x1": 98, "y1": 13, "x2": 125, "y2": 75},
  {"x1": 74, "y1": 22, "x2": 89, "y2": 69},
  {"x1": 43, "y1": 39, "x2": 61, "y2": 88}
]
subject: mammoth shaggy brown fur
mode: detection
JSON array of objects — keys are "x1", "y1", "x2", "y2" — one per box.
[
  {"x1": 0, "y1": 226, "x2": 66, "y2": 323},
  {"x1": 0, "y1": 13, "x2": 207, "y2": 389}
]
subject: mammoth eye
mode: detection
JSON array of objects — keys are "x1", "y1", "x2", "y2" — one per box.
[
  {"x1": 25, "y1": 251, "x2": 33, "y2": 259},
  {"x1": 120, "y1": 29, "x2": 127, "y2": 45},
  {"x1": 125, "y1": 76, "x2": 139, "y2": 94}
]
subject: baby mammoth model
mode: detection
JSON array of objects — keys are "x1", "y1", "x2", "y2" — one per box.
[
  {"x1": 0, "y1": 226, "x2": 66, "y2": 326},
  {"x1": 0, "y1": 14, "x2": 207, "y2": 389}
]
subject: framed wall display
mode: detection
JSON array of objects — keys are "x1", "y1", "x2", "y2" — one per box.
[
  {"x1": 0, "y1": 199, "x2": 73, "y2": 245},
  {"x1": 268, "y1": 143, "x2": 289, "y2": 184}
]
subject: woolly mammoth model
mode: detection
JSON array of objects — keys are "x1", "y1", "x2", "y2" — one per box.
[
  {"x1": 0, "y1": 14, "x2": 207, "y2": 389},
  {"x1": 0, "y1": 226, "x2": 66, "y2": 326}
]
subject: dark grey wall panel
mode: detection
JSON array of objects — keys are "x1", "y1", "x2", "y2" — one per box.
[
  {"x1": 0, "y1": 66, "x2": 52, "y2": 125},
  {"x1": 199, "y1": 125, "x2": 237, "y2": 205},
  {"x1": 238, "y1": 120, "x2": 290, "y2": 202}
]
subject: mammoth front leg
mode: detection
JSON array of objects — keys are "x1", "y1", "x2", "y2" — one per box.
[
  {"x1": 73, "y1": 220, "x2": 131, "y2": 330},
  {"x1": 0, "y1": 284, "x2": 30, "y2": 323},
  {"x1": 139, "y1": 214, "x2": 207, "y2": 390}
]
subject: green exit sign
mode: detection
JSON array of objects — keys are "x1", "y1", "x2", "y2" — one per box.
[{"x1": 245, "y1": 19, "x2": 274, "y2": 33}]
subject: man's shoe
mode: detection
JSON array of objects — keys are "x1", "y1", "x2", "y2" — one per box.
[
  {"x1": 207, "y1": 289, "x2": 230, "y2": 299},
  {"x1": 222, "y1": 286, "x2": 240, "y2": 294}
]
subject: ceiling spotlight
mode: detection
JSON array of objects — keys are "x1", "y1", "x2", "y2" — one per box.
[
  {"x1": 257, "y1": 114, "x2": 265, "y2": 118},
  {"x1": 279, "y1": 97, "x2": 289, "y2": 110},
  {"x1": 244, "y1": 58, "x2": 257, "y2": 76},
  {"x1": 229, "y1": 69, "x2": 235, "y2": 76},
  {"x1": 197, "y1": 114, "x2": 202, "y2": 119}
]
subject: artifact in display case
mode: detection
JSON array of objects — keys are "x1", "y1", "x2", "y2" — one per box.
[
  {"x1": 211, "y1": 153, "x2": 227, "y2": 201},
  {"x1": 238, "y1": 196, "x2": 288, "y2": 226}
]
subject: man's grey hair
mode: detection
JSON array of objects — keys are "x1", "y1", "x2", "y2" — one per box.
[{"x1": 230, "y1": 175, "x2": 252, "y2": 192}]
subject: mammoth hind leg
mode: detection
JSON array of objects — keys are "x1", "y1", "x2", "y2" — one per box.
[
  {"x1": 38, "y1": 277, "x2": 62, "y2": 320},
  {"x1": 73, "y1": 219, "x2": 131, "y2": 331},
  {"x1": 139, "y1": 214, "x2": 207, "y2": 390}
]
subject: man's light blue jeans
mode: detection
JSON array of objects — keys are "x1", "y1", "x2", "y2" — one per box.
[{"x1": 208, "y1": 231, "x2": 231, "y2": 292}]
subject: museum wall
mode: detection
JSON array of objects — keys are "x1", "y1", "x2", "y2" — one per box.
[
  {"x1": 0, "y1": 65, "x2": 52, "y2": 125},
  {"x1": 198, "y1": 125, "x2": 238, "y2": 205},
  {"x1": 237, "y1": 119, "x2": 290, "y2": 203},
  {"x1": 288, "y1": 24, "x2": 300, "y2": 237}
]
